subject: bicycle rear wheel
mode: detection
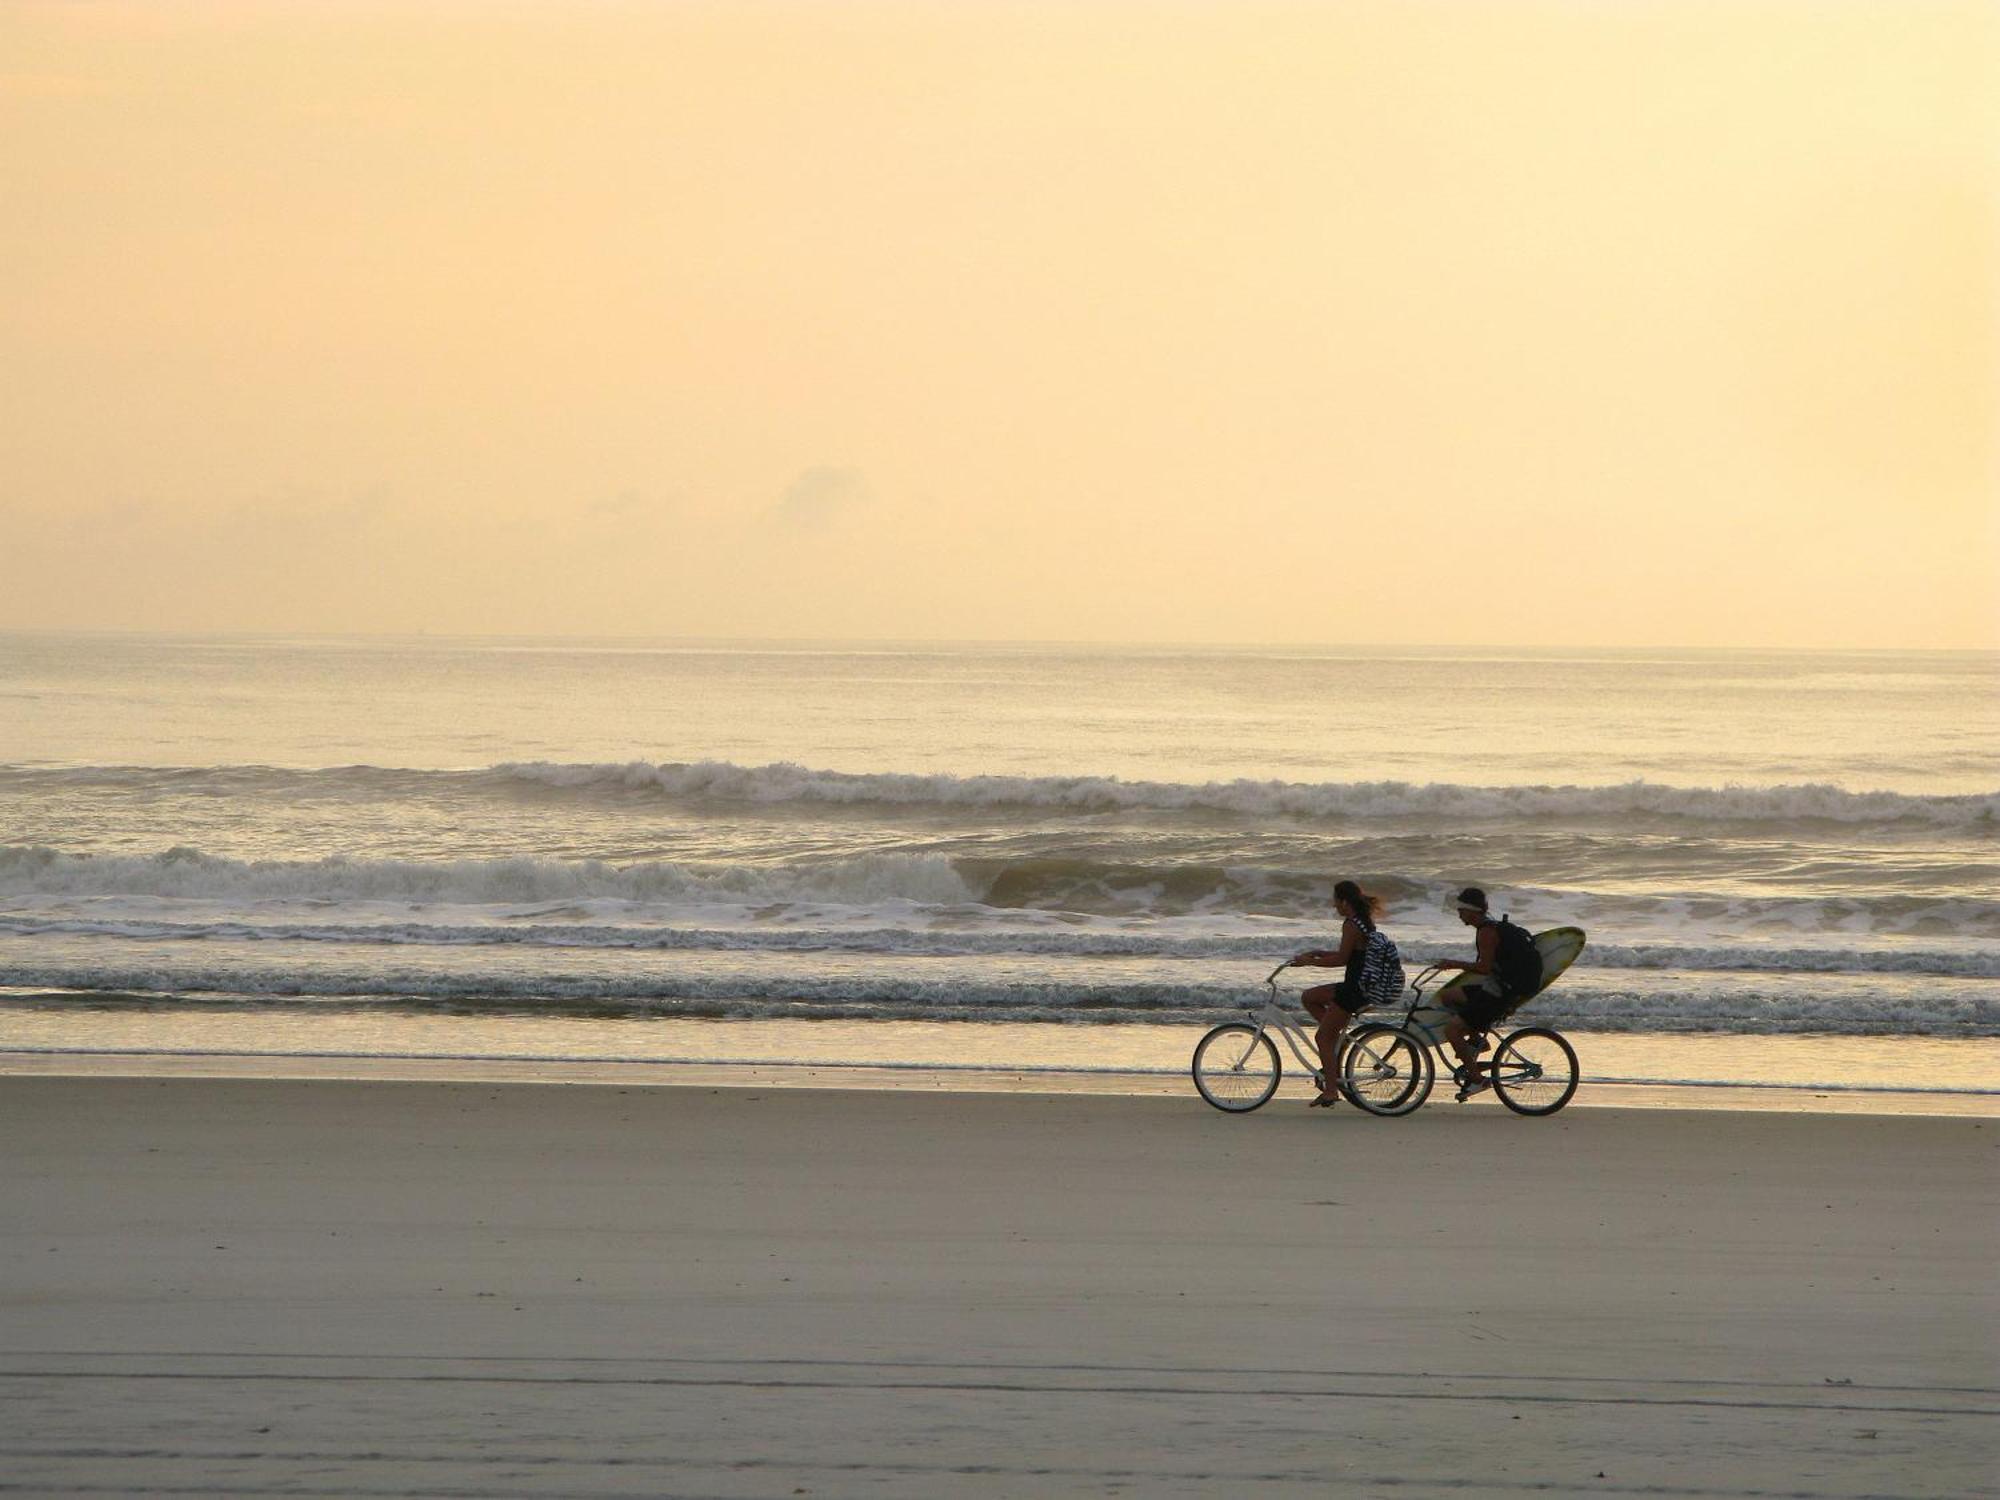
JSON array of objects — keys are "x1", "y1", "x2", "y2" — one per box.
[
  {"x1": 1340, "y1": 1025, "x2": 1433, "y2": 1116},
  {"x1": 1191, "y1": 1022, "x2": 1282, "y2": 1112},
  {"x1": 1490, "y1": 1027, "x2": 1579, "y2": 1115}
]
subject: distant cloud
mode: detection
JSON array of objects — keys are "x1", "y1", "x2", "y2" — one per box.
[
  {"x1": 767, "y1": 466, "x2": 870, "y2": 528},
  {"x1": 40, "y1": 488, "x2": 388, "y2": 545},
  {"x1": 224, "y1": 487, "x2": 388, "y2": 536},
  {"x1": 588, "y1": 487, "x2": 679, "y2": 520},
  {"x1": 0, "y1": 73, "x2": 120, "y2": 102},
  {"x1": 57, "y1": 497, "x2": 156, "y2": 535}
]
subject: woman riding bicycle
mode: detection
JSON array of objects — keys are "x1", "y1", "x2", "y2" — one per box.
[{"x1": 1290, "y1": 879, "x2": 1392, "y2": 1108}]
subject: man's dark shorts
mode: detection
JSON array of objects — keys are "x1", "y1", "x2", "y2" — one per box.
[{"x1": 1450, "y1": 980, "x2": 1514, "y2": 1032}]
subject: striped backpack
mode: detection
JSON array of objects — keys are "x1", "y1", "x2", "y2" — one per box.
[{"x1": 1357, "y1": 928, "x2": 1406, "y2": 1007}]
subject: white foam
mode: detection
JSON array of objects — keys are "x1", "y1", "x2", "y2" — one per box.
[
  {"x1": 3, "y1": 959, "x2": 1993, "y2": 1037},
  {"x1": 1, "y1": 913, "x2": 1993, "y2": 978},
  {"x1": 0, "y1": 845, "x2": 976, "y2": 906}
]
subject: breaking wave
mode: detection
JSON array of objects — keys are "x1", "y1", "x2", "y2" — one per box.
[
  {"x1": 7, "y1": 756, "x2": 1992, "y2": 1044},
  {"x1": 493, "y1": 761, "x2": 2000, "y2": 826},
  {"x1": 6, "y1": 759, "x2": 1995, "y2": 828}
]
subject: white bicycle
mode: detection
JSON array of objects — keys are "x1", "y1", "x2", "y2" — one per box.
[{"x1": 1189, "y1": 961, "x2": 1427, "y2": 1115}]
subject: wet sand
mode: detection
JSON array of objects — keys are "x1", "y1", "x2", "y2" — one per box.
[{"x1": 1, "y1": 1077, "x2": 1993, "y2": 1496}]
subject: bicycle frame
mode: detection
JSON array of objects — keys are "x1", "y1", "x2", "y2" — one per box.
[
  {"x1": 1396, "y1": 963, "x2": 1460, "y2": 1043},
  {"x1": 1239, "y1": 962, "x2": 1330, "y2": 1079},
  {"x1": 1376, "y1": 961, "x2": 1489, "y2": 1066},
  {"x1": 1374, "y1": 963, "x2": 1550, "y2": 1091},
  {"x1": 1241, "y1": 961, "x2": 1419, "y2": 1085}
]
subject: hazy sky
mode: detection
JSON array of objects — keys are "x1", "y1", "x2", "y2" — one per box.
[{"x1": 4, "y1": 0, "x2": 1994, "y2": 648}]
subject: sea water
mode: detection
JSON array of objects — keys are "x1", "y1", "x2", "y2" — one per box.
[{"x1": 1, "y1": 633, "x2": 1994, "y2": 1106}]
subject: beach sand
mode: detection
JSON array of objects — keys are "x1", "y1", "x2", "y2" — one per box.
[{"x1": 1, "y1": 1077, "x2": 1993, "y2": 1497}]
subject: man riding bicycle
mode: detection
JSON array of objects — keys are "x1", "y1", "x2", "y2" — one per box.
[{"x1": 1433, "y1": 887, "x2": 1544, "y2": 1092}]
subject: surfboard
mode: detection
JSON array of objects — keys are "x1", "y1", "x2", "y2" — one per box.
[{"x1": 1405, "y1": 925, "x2": 1587, "y2": 1045}]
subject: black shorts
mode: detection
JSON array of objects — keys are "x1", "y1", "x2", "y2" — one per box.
[
  {"x1": 1330, "y1": 980, "x2": 1369, "y2": 1015},
  {"x1": 1451, "y1": 981, "x2": 1513, "y2": 1032}
]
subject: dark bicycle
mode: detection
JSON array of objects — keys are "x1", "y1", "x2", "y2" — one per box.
[{"x1": 1339, "y1": 949, "x2": 1583, "y2": 1117}]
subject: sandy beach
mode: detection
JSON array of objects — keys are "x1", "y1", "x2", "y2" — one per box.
[{"x1": 1, "y1": 1077, "x2": 1993, "y2": 1497}]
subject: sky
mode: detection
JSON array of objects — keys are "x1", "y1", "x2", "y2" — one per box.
[{"x1": 2, "y1": 0, "x2": 1995, "y2": 649}]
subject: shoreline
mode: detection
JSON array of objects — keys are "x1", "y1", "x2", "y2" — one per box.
[{"x1": 3, "y1": 1043, "x2": 1996, "y2": 1116}]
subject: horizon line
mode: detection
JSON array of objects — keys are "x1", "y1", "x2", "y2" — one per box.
[{"x1": 1, "y1": 626, "x2": 1994, "y2": 657}]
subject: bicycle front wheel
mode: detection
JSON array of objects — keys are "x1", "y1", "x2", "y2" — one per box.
[
  {"x1": 1341, "y1": 1025, "x2": 1434, "y2": 1116},
  {"x1": 1191, "y1": 1023, "x2": 1282, "y2": 1113},
  {"x1": 1490, "y1": 1027, "x2": 1579, "y2": 1115}
]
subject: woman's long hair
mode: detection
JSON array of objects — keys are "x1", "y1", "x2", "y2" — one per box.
[{"x1": 1333, "y1": 879, "x2": 1382, "y2": 930}]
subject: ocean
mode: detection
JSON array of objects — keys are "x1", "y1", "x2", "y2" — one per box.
[{"x1": 2, "y1": 633, "x2": 1994, "y2": 1106}]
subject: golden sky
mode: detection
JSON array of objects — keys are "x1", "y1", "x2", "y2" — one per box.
[{"x1": 3, "y1": 0, "x2": 1994, "y2": 647}]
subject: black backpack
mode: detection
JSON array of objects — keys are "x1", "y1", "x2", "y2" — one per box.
[{"x1": 1491, "y1": 916, "x2": 1544, "y2": 999}]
